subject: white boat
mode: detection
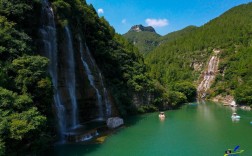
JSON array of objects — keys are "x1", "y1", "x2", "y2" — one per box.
[
  {"x1": 231, "y1": 101, "x2": 237, "y2": 107},
  {"x1": 159, "y1": 112, "x2": 165, "y2": 118},
  {"x1": 231, "y1": 113, "x2": 240, "y2": 119}
]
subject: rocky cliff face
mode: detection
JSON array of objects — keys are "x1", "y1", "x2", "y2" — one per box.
[
  {"x1": 38, "y1": 0, "x2": 116, "y2": 137},
  {"x1": 129, "y1": 24, "x2": 156, "y2": 33}
]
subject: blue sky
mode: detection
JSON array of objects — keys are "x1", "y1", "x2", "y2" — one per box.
[{"x1": 86, "y1": 0, "x2": 251, "y2": 35}]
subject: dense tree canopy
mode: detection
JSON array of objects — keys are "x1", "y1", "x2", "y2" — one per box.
[
  {"x1": 1, "y1": 0, "x2": 252, "y2": 155},
  {"x1": 0, "y1": 0, "x2": 53, "y2": 155},
  {"x1": 123, "y1": 30, "x2": 160, "y2": 55},
  {"x1": 145, "y1": 2, "x2": 252, "y2": 105}
]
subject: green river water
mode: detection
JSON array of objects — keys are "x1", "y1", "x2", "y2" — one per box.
[{"x1": 48, "y1": 102, "x2": 252, "y2": 156}]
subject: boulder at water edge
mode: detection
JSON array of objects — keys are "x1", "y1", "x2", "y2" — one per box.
[{"x1": 106, "y1": 117, "x2": 124, "y2": 129}]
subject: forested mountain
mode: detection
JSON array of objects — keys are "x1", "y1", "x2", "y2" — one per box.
[
  {"x1": 145, "y1": 2, "x2": 252, "y2": 105},
  {"x1": 1, "y1": 0, "x2": 252, "y2": 155},
  {"x1": 159, "y1": 25, "x2": 198, "y2": 44},
  {"x1": 123, "y1": 25, "x2": 160, "y2": 54},
  {"x1": 123, "y1": 24, "x2": 199, "y2": 55},
  {"x1": 0, "y1": 0, "x2": 168, "y2": 155}
]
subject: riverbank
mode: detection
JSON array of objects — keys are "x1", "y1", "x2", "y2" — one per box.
[
  {"x1": 46, "y1": 102, "x2": 252, "y2": 156},
  {"x1": 212, "y1": 95, "x2": 251, "y2": 110},
  {"x1": 212, "y1": 95, "x2": 234, "y2": 105}
]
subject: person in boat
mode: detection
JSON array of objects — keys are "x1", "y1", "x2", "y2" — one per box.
[
  {"x1": 224, "y1": 149, "x2": 232, "y2": 155},
  {"x1": 224, "y1": 149, "x2": 244, "y2": 156},
  {"x1": 159, "y1": 112, "x2": 165, "y2": 118},
  {"x1": 231, "y1": 112, "x2": 240, "y2": 119}
]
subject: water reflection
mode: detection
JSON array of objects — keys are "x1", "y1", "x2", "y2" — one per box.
[
  {"x1": 159, "y1": 117, "x2": 165, "y2": 122},
  {"x1": 230, "y1": 106, "x2": 237, "y2": 113},
  {"x1": 232, "y1": 118, "x2": 240, "y2": 123},
  {"x1": 159, "y1": 112, "x2": 165, "y2": 122}
]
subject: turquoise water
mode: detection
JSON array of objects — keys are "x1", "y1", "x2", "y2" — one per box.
[{"x1": 49, "y1": 102, "x2": 252, "y2": 156}]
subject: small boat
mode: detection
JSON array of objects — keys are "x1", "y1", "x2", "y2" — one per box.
[
  {"x1": 224, "y1": 146, "x2": 244, "y2": 156},
  {"x1": 159, "y1": 112, "x2": 165, "y2": 118},
  {"x1": 231, "y1": 113, "x2": 240, "y2": 119},
  {"x1": 224, "y1": 149, "x2": 244, "y2": 156},
  {"x1": 230, "y1": 101, "x2": 237, "y2": 107}
]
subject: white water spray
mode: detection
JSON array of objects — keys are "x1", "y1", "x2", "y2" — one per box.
[
  {"x1": 197, "y1": 50, "x2": 220, "y2": 98},
  {"x1": 39, "y1": 0, "x2": 66, "y2": 135},
  {"x1": 78, "y1": 37, "x2": 104, "y2": 118},
  {"x1": 64, "y1": 26, "x2": 78, "y2": 128}
]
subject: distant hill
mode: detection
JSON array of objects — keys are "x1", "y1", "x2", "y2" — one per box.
[
  {"x1": 145, "y1": 2, "x2": 252, "y2": 105},
  {"x1": 129, "y1": 24, "x2": 156, "y2": 33},
  {"x1": 123, "y1": 24, "x2": 199, "y2": 55},
  {"x1": 123, "y1": 25, "x2": 160, "y2": 54},
  {"x1": 159, "y1": 25, "x2": 198, "y2": 43}
]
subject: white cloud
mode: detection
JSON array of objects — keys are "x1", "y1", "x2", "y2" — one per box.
[
  {"x1": 145, "y1": 18, "x2": 169, "y2": 27},
  {"x1": 98, "y1": 8, "x2": 104, "y2": 14},
  {"x1": 121, "y1": 19, "x2": 126, "y2": 24}
]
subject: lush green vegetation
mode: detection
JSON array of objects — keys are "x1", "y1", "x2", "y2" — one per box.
[
  {"x1": 123, "y1": 25, "x2": 199, "y2": 105},
  {"x1": 0, "y1": 0, "x2": 54, "y2": 155},
  {"x1": 1, "y1": 0, "x2": 252, "y2": 155},
  {"x1": 123, "y1": 30, "x2": 160, "y2": 55},
  {"x1": 0, "y1": 0, "x2": 166, "y2": 154},
  {"x1": 123, "y1": 25, "x2": 198, "y2": 55},
  {"x1": 145, "y1": 2, "x2": 252, "y2": 106},
  {"x1": 212, "y1": 47, "x2": 252, "y2": 107},
  {"x1": 159, "y1": 25, "x2": 198, "y2": 43}
]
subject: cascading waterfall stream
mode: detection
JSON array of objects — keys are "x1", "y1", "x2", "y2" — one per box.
[
  {"x1": 197, "y1": 50, "x2": 220, "y2": 98},
  {"x1": 39, "y1": 0, "x2": 66, "y2": 136},
  {"x1": 85, "y1": 44, "x2": 112, "y2": 117},
  {"x1": 78, "y1": 37, "x2": 104, "y2": 119},
  {"x1": 64, "y1": 26, "x2": 78, "y2": 128},
  {"x1": 99, "y1": 73, "x2": 112, "y2": 117}
]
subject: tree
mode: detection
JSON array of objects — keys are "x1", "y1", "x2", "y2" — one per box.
[
  {"x1": 173, "y1": 81, "x2": 197, "y2": 102},
  {"x1": 0, "y1": 138, "x2": 5, "y2": 156},
  {"x1": 235, "y1": 85, "x2": 252, "y2": 106},
  {"x1": 11, "y1": 55, "x2": 49, "y2": 92},
  {"x1": 0, "y1": 16, "x2": 31, "y2": 61},
  {"x1": 11, "y1": 56, "x2": 52, "y2": 114},
  {"x1": 9, "y1": 107, "x2": 46, "y2": 140}
]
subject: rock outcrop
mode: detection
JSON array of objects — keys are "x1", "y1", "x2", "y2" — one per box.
[
  {"x1": 129, "y1": 24, "x2": 156, "y2": 33},
  {"x1": 106, "y1": 117, "x2": 124, "y2": 129},
  {"x1": 212, "y1": 95, "x2": 235, "y2": 105}
]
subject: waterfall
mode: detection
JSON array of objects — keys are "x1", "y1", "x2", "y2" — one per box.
[
  {"x1": 78, "y1": 37, "x2": 104, "y2": 119},
  {"x1": 39, "y1": 0, "x2": 66, "y2": 135},
  {"x1": 85, "y1": 45, "x2": 112, "y2": 117},
  {"x1": 99, "y1": 73, "x2": 112, "y2": 117},
  {"x1": 39, "y1": 0, "x2": 66, "y2": 136},
  {"x1": 64, "y1": 26, "x2": 78, "y2": 128},
  {"x1": 197, "y1": 50, "x2": 220, "y2": 98}
]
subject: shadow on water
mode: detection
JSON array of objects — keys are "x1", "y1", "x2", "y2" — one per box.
[
  {"x1": 40, "y1": 143, "x2": 101, "y2": 156},
  {"x1": 40, "y1": 115, "x2": 146, "y2": 156}
]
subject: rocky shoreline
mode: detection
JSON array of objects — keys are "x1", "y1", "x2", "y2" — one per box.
[{"x1": 212, "y1": 95, "x2": 251, "y2": 110}]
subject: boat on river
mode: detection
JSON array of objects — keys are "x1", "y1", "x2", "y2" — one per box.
[
  {"x1": 231, "y1": 113, "x2": 240, "y2": 119},
  {"x1": 159, "y1": 112, "x2": 165, "y2": 118},
  {"x1": 224, "y1": 149, "x2": 244, "y2": 156}
]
